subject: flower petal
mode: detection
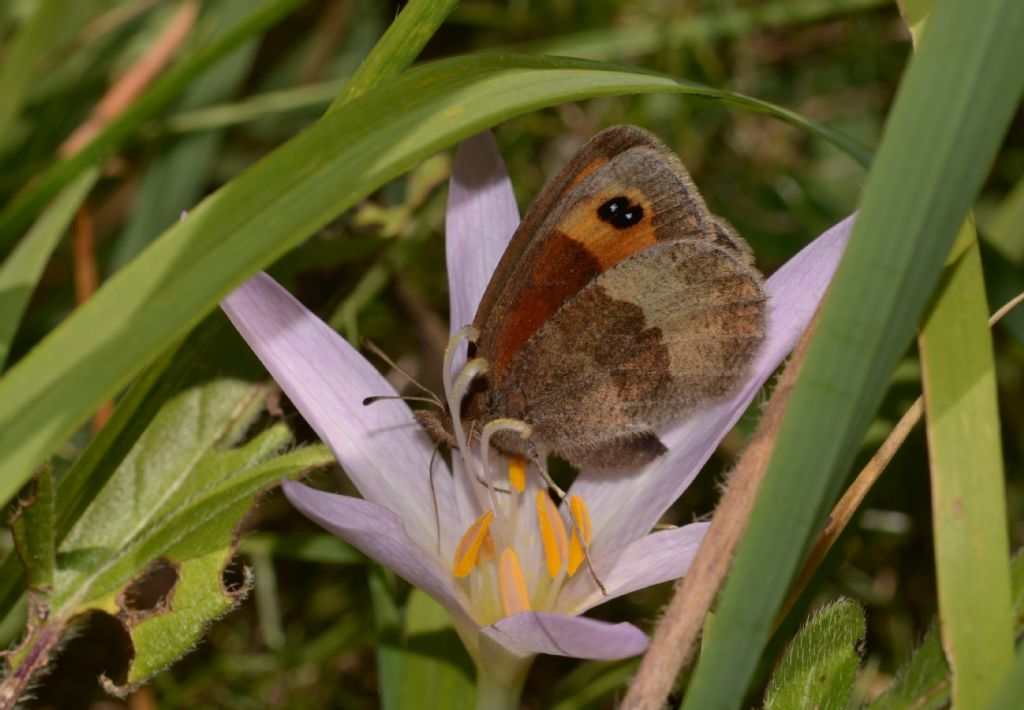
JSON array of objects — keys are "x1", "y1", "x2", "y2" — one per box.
[
  {"x1": 282, "y1": 480, "x2": 474, "y2": 630},
  {"x1": 570, "y1": 215, "x2": 855, "y2": 546},
  {"x1": 562, "y1": 523, "x2": 709, "y2": 615},
  {"x1": 446, "y1": 131, "x2": 520, "y2": 340},
  {"x1": 222, "y1": 273, "x2": 458, "y2": 549},
  {"x1": 482, "y1": 611, "x2": 648, "y2": 660}
]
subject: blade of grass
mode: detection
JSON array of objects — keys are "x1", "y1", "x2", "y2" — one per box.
[
  {"x1": 326, "y1": 0, "x2": 458, "y2": 112},
  {"x1": 0, "y1": 54, "x2": 869, "y2": 510},
  {"x1": 0, "y1": 169, "x2": 99, "y2": 370},
  {"x1": 919, "y1": 221, "x2": 1013, "y2": 707},
  {"x1": 680, "y1": 0, "x2": 1024, "y2": 706},
  {"x1": 0, "y1": 0, "x2": 64, "y2": 145},
  {"x1": 0, "y1": 0, "x2": 303, "y2": 250}
]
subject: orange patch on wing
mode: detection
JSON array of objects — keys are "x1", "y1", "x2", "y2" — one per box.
[
  {"x1": 487, "y1": 231, "x2": 600, "y2": 375},
  {"x1": 564, "y1": 191, "x2": 659, "y2": 269}
]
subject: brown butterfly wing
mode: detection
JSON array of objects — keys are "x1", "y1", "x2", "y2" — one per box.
[
  {"x1": 471, "y1": 126, "x2": 713, "y2": 377},
  {"x1": 491, "y1": 239, "x2": 766, "y2": 469},
  {"x1": 470, "y1": 125, "x2": 766, "y2": 469}
]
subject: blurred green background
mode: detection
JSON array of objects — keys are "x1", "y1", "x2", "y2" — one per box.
[{"x1": 1, "y1": 0, "x2": 1021, "y2": 707}]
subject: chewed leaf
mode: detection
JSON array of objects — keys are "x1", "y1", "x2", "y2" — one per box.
[
  {"x1": 101, "y1": 443, "x2": 332, "y2": 692},
  {"x1": 763, "y1": 598, "x2": 865, "y2": 710},
  {"x1": 2, "y1": 317, "x2": 333, "y2": 699}
]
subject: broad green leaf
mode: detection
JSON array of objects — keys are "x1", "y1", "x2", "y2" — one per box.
[
  {"x1": 1, "y1": 314, "x2": 332, "y2": 695},
  {"x1": 400, "y1": 588, "x2": 474, "y2": 710},
  {"x1": 8, "y1": 466, "x2": 55, "y2": 597},
  {"x1": 0, "y1": 168, "x2": 99, "y2": 370},
  {"x1": 0, "y1": 0, "x2": 64, "y2": 145},
  {"x1": 0, "y1": 0, "x2": 303, "y2": 248},
  {"x1": 919, "y1": 222, "x2": 1013, "y2": 707},
  {"x1": 327, "y1": 0, "x2": 458, "y2": 112},
  {"x1": 0, "y1": 53, "x2": 868, "y2": 510},
  {"x1": 682, "y1": 0, "x2": 1024, "y2": 707},
  {"x1": 763, "y1": 599, "x2": 865, "y2": 710}
]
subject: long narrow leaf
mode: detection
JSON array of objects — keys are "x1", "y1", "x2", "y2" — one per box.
[
  {"x1": 0, "y1": 169, "x2": 99, "y2": 370},
  {"x1": 326, "y1": 0, "x2": 458, "y2": 112},
  {"x1": 0, "y1": 54, "x2": 867, "y2": 508},
  {"x1": 919, "y1": 222, "x2": 1014, "y2": 706},
  {"x1": 681, "y1": 0, "x2": 1024, "y2": 706}
]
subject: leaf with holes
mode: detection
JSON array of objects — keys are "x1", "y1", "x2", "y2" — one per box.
[{"x1": 1, "y1": 317, "x2": 332, "y2": 700}]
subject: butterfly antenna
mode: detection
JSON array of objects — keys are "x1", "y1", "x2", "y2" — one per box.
[
  {"x1": 429, "y1": 445, "x2": 443, "y2": 555},
  {"x1": 361, "y1": 338, "x2": 444, "y2": 408}
]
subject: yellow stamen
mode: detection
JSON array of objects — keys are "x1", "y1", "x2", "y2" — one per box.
[
  {"x1": 567, "y1": 495, "x2": 593, "y2": 576},
  {"x1": 452, "y1": 510, "x2": 494, "y2": 578},
  {"x1": 536, "y1": 490, "x2": 568, "y2": 578},
  {"x1": 508, "y1": 456, "x2": 527, "y2": 492},
  {"x1": 478, "y1": 526, "x2": 496, "y2": 564},
  {"x1": 498, "y1": 548, "x2": 531, "y2": 616}
]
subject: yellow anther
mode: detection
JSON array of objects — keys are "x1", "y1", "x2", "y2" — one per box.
[
  {"x1": 478, "y1": 526, "x2": 496, "y2": 564},
  {"x1": 536, "y1": 490, "x2": 568, "y2": 579},
  {"x1": 498, "y1": 548, "x2": 531, "y2": 616},
  {"x1": 452, "y1": 510, "x2": 494, "y2": 578},
  {"x1": 509, "y1": 456, "x2": 527, "y2": 492},
  {"x1": 567, "y1": 495, "x2": 593, "y2": 576}
]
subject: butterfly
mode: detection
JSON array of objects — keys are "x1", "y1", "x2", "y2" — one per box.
[{"x1": 421, "y1": 125, "x2": 767, "y2": 471}]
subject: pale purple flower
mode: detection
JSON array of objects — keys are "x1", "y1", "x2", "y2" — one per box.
[{"x1": 221, "y1": 130, "x2": 852, "y2": 691}]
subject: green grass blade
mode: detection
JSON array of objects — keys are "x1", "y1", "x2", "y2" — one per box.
[
  {"x1": 0, "y1": 169, "x2": 99, "y2": 370},
  {"x1": 326, "y1": 0, "x2": 458, "y2": 112},
  {"x1": 0, "y1": 0, "x2": 64, "y2": 145},
  {"x1": 164, "y1": 78, "x2": 347, "y2": 134},
  {"x1": 680, "y1": 0, "x2": 1024, "y2": 707},
  {"x1": 0, "y1": 54, "x2": 866, "y2": 509},
  {"x1": 919, "y1": 222, "x2": 1014, "y2": 707},
  {"x1": 0, "y1": 0, "x2": 303, "y2": 250}
]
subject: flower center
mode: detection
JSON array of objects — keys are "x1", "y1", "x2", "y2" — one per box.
[
  {"x1": 448, "y1": 456, "x2": 594, "y2": 624},
  {"x1": 441, "y1": 327, "x2": 596, "y2": 625}
]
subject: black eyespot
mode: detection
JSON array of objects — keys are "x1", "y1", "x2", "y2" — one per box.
[{"x1": 597, "y1": 196, "x2": 644, "y2": 229}]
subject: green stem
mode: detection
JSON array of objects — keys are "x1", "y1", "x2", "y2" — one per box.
[{"x1": 474, "y1": 656, "x2": 531, "y2": 710}]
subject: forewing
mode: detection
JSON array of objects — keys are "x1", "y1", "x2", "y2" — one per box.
[
  {"x1": 494, "y1": 239, "x2": 767, "y2": 462},
  {"x1": 472, "y1": 126, "x2": 715, "y2": 378}
]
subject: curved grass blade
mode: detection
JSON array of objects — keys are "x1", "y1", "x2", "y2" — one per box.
[
  {"x1": 680, "y1": 0, "x2": 1024, "y2": 707},
  {"x1": 0, "y1": 54, "x2": 867, "y2": 509},
  {"x1": 326, "y1": 0, "x2": 458, "y2": 112}
]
